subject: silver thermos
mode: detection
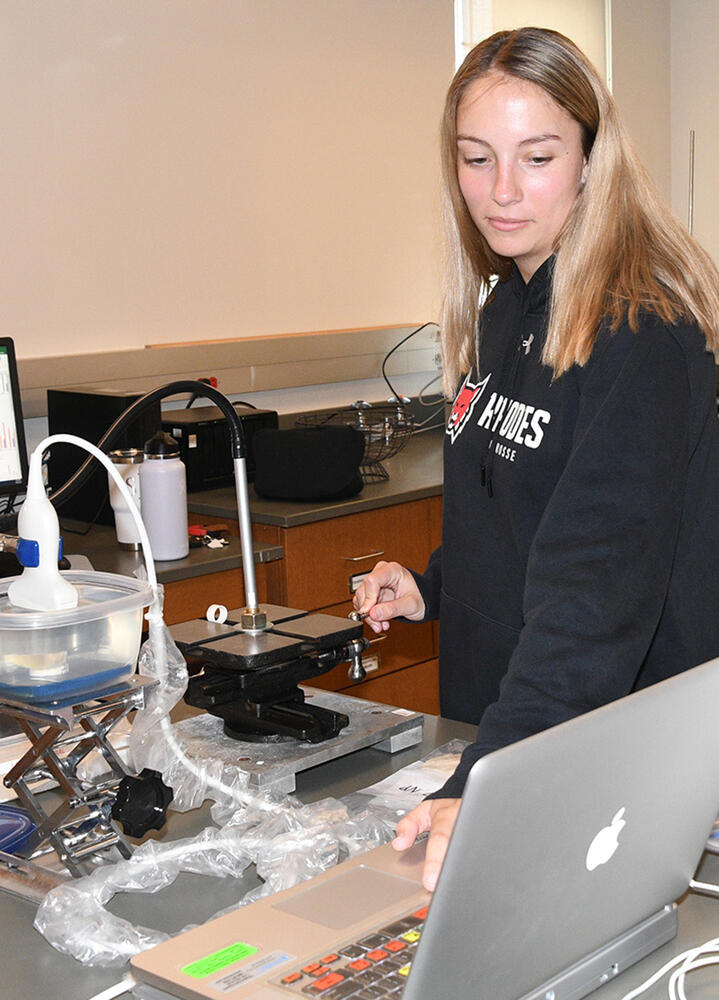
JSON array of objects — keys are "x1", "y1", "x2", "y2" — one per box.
[
  {"x1": 108, "y1": 448, "x2": 143, "y2": 550},
  {"x1": 140, "y1": 432, "x2": 189, "y2": 561}
]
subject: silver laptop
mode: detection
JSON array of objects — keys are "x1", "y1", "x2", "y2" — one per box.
[{"x1": 131, "y1": 657, "x2": 719, "y2": 1000}]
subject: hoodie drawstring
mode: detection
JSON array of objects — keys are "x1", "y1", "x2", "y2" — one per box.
[{"x1": 480, "y1": 298, "x2": 531, "y2": 496}]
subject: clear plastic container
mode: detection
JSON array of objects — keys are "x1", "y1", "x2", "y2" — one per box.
[{"x1": 0, "y1": 571, "x2": 153, "y2": 703}]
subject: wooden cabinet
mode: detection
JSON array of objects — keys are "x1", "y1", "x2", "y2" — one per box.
[
  {"x1": 342, "y1": 658, "x2": 439, "y2": 714},
  {"x1": 253, "y1": 496, "x2": 442, "y2": 714},
  {"x1": 162, "y1": 563, "x2": 271, "y2": 625}
]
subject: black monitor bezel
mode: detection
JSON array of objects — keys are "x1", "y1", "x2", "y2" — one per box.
[{"x1": 0, "y1": 337, "x2": 29, "y2": 499}]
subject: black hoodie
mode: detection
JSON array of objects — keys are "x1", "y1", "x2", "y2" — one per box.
[{"x1": 416, "y1": 258, "x2": 719, "y2": 799}]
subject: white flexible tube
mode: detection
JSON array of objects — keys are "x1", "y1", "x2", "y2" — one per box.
[
  {"x1": 36, "y1": 434, "x2": 159, "y2": 594},
  {"x1": 39, "y1": 434, "x2": 269, "y2": 810},
  {"x1": 119, "y1": 832, "x2": 243, "y2": 873},
  {"x1": 158, "y1": 714, "x2": 275, "y2": 813}
]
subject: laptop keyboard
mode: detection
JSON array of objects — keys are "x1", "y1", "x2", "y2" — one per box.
[{"x1": 271, "y1": 905, "x2": 428, "y2": 997}]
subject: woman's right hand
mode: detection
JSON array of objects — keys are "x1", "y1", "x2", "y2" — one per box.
[
  {"x1": 352, "y1": 560, "x2": 425, "y2": 634},
  {"x1": 392, "y1": 797, "x2": 461, "y2": 892}
]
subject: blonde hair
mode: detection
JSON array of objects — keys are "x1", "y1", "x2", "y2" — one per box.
[{"x1": 440, "y1": 27, "x2": 719, "y2": 395}]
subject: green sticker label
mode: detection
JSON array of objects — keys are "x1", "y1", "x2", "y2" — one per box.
[{"x1": 182, "y1": 941, "x2": 259, "y2": 979}]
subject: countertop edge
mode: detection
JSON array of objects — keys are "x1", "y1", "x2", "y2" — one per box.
[{"x1": 188, "y1": 483, "x2": 443, "y2": 528}]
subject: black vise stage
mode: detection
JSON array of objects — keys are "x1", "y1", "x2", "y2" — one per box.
[{"x1": 169, "y1": 605, "x2": 368, "y2": 744}]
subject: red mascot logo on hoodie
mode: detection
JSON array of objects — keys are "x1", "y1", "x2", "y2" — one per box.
[{"x1": 447, "y1": 373, "x2": 491, "y2": 443}]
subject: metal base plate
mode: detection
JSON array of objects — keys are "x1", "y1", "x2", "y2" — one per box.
[{"x1": 170, "y1": 688, "x2": 424, "y2": 793}]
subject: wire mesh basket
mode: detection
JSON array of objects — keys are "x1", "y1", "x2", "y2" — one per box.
[{"x1": 296, "y1": 402, "x2": 415, "y2": 483}]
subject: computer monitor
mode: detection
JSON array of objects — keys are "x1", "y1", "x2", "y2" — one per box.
[{"x1": 0, "y1": 337, "x2": 28, "y2": 501}]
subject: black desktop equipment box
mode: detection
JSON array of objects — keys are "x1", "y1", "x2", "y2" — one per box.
[
  {"x1": 161, "y1": 404, "x2": 278, "y2": 491},
  {"x1": 47, "y1": 386, "x2": 162, "y2": 525}
]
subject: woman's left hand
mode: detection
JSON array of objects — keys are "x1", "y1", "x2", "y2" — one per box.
[{"x1": 392, "y1": 797, "x2": 461, "y2": 892}]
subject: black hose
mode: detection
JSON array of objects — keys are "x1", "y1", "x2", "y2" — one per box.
[{"x1": 49, "y1": 380, "x2": 246, "y2": 510}]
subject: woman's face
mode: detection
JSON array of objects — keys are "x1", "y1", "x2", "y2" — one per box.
[{"x1": 456, "y1": 71, "x2": 587, "y2": 283}]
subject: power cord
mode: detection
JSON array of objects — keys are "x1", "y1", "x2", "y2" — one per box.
[
  {"x1": 183, "y1": 376, "x2": 218, "y2": 408},
  {"x1": 400, "y1": 366, "x2": 445, "y2": 436},
  {"x1": 83, "y1": 974, "x2": 136, "y2": 1000},
  {"x1": 620, "y1": 938, "x2": 719, "y2": 1000},
  {"x1": 0, "y1": 491, "x2": 19, "y2": 515},
  {"x1": 59, "y1": 485, "x2": 110, "y2": 536},
  {"x1": 621, "y1": 880, "x2": 719, "y2": 999},
  {"x1": 417, "y1": 372, "x2": 442, "y2": 406},
  {"x1": 381, "y1": 322, "x2": 439, "y2": 402},
  {"x1": 414, "y1": 374, "x2": 445, "y2": 430},
  {"x1": 688, "y1": 879, "x2": 719, "y2": 898},
  {"x1": 413, "y1": 417, "x2": 446, "y2": 435}
]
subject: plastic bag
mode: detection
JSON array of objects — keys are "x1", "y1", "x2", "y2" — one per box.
[
  {"x1": 129, "y1": 594, "x2": 188, "y2": 777},
  {"x1": 34, "y1": 793, "x2": 395, "y2": 966},
  {"x1": 33, "y1": 823, "x2": 254, "y2": 966}
]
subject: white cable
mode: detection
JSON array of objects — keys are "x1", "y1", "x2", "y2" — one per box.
[
  {"x1": 621, "y1": 956, "x2": 682, "y2": 999},
  {"x1": 414, "y1": 403, "x2": 445, "y2": 429},
  {"x1": 688, "y1": 878, "x2": 719, "y2": 897},
  {"x1": 670, "y1": 953, "x2": 719, "y2": 1000},
  {"x1": 620, "y1": 938, "x2": 719, "y2": 1000},
  {"x1": 83, "y1": 974, "x2": 136, "y2": 1000},
  {"x1": 37, "y1": 433, "x2": 158, "y2": 594},
  {"x1": 620, "y1": 946, "x2": 711, "y2": 999},
  {"x1": 621, "y1": 880, "x2": 719, "y2": 999},
  {"x1": 417, "y1": 372, "x2": 442, "y2": 405},
  {"x1": 413, "y1": 420, "x2": 446, "y2": 434}
]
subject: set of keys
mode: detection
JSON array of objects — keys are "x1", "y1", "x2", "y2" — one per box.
[{"x1": 188, "y1": 524, "x2": 231, "y2": 550}]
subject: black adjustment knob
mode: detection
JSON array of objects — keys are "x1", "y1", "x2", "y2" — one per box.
[{"x1": 111, "y1": 768, "x2": 173, "y2": 838}]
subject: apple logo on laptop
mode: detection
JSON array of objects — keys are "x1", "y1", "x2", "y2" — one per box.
[{"x1": 585, "y1": 808, "x2": 626, "y2": 871}]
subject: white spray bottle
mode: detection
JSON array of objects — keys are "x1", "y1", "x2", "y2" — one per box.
[{"x1": 8, "y1": 446, "x2": 79, "y2": 611}]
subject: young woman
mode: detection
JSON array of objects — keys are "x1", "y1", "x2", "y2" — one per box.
[{"x1": 353, "y1": 27, "x2": 719, "y2": 891}]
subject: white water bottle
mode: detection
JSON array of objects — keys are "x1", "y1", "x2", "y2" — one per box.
[{"x1": 140, "y1": 432, "x2": 189, "y2": 561}]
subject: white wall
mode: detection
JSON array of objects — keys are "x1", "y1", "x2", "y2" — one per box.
[
  {"x1": 0, "y1": 1, "x2": 454, "y2": 359},
  {"x1": 611, "y1": 0, "x2": 671, "y2": 202},
  {"x1": 484, "y1": 0, "x2": 607, "y2": 78},
  {"x1": 612, "y1": 0, "x2": 719, "y2": 265},
  {"x1": 670, "y1": 0, "x2": 719, "y2": 260},
  {"x1": 458, "y1": 2, "x2": 673, "y2": 204}
]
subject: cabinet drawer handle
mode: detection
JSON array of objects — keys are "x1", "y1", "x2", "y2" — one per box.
[{"x1": 344, "y1": 550, "x2": 384, "y2": 563}]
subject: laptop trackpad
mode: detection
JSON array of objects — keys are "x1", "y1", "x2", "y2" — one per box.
[{"x1": 272, "y1": 865, "x2": 421, "y2": 930}]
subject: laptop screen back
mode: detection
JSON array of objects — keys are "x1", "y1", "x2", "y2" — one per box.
[{"x1": 405, "y1": 658, "x2": 719, "y2": 1000}]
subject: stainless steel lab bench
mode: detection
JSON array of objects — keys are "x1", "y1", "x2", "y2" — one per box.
[{"x1": 2, "y1": 710, "x2": 719, "y2": 999}]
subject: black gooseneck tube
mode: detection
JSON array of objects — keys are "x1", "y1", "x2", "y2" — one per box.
[{"x1": 48, "y1": 380, "x2": 260, "y2": 613}]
